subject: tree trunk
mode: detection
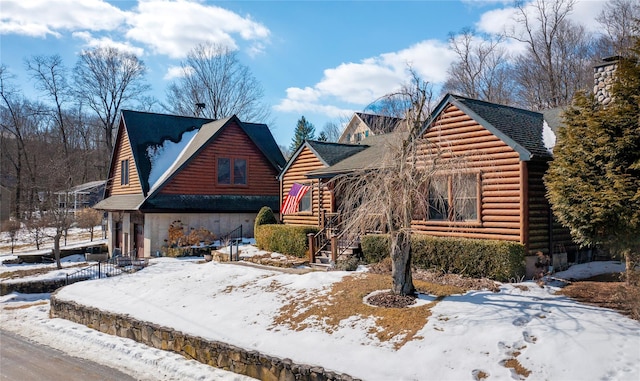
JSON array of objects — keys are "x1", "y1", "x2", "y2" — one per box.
[
  {"x1": 54, "y1": 234, "x2": 62, "y2": 270},
  {"x1": 390, "y1": 229, "x2": 415, "y2": 295}
]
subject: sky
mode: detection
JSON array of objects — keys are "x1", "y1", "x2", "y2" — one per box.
[
  {"x1": 1, "y1": 234, "x2": 638, "y2": 380},
  {"x1": 0, "y1": 0, "x2": 609, "y2": 148}
]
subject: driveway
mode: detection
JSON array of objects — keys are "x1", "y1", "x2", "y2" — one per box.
[{"x1": 0, "y1": 329, "x2": 135, "y2": 381}]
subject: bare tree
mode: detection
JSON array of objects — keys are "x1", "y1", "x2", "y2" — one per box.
[
  {"x1": 1, "y1": 219, "x2": 21, "y2": 253},
  {"x1": 596, "y1": 0, "x2": 640, "y2": 57},
  {"x1": 443, "y1": 29, "x2": 514, "y2": 105},
  {"x1": 334, "y1": 71, "x2": 436, "y2": 296},
  {"x1": 76, "y1": 207, "x2": 103, "y2": 241},
  {"x1": 321, "y1": 121, "x2": 342, "y2": 142},
  {"x1": 164, "y1": 42, "x2": 270, "y2": 122},
  {"x1": 25, "y1": 55, "x2": 73, "y2": 159},
  {"x1": 73, "y1": 46, "x2": 150, "y2": 159},
  {"x1": 507, "y1": 0, "x2": 594, "y2": 109}
]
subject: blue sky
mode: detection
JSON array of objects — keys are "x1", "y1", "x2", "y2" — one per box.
[{"x1": 0, "y1": 0, "x2": 606, "y2": 147}]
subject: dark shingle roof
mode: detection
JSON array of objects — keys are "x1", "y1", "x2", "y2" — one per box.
[
  {"x1": 306, "y1": 133, "x2": 404, "y2": 178},
  {"x1": 120, "y1": 110, "x2": 285, "y2": 196},
  {"x1": 121, "y1": 110, "x2": 214, "y2": 194},
  {"x1": 426, "y1": 94, "x2": 552, "y2": 160},
  {"x1": 356, "y1": 112, "x2": 404, "y2": 134},
  {"x1": 306, "y1": 140, "x2": 368, "y2": 166}
]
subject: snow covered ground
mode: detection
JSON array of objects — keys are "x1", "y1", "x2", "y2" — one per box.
[{"x1": 2, "y1": 247, "x2": 638, "y2": 381}]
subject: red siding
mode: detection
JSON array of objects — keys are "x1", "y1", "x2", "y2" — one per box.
[{"x1": 160, "y1": 122, "x2": 279, "y2": 196}]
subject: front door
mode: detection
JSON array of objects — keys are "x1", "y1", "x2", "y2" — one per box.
[{"x1": 134, "y1": 223, "x2": 144, "y2": 258}]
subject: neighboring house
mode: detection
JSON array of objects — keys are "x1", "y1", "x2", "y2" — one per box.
[
  {"x1": 56, "y1": 180, "x2": 106, "y2": 214},
  {"x1": 281, "y1": 94, "x2": 575, "y2": 277},
  {"x1": 94, "y1": 110, "x2": 285, "y2": 258},
  {"x1": 338, "y1": 112, "x2": 404, "y2": 144},
  {"x1": 0, "y1": 185, "x2": 11, "y2": 224},
  {"x1": 278, "y1": 140, "x2": 367, "y2": 227}
]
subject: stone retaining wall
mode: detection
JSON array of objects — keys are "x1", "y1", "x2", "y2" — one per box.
[
  {"x1": 1, "y1": 278, "x2": 67, "y2": 296},
  {"x1": 50, "y1": 294, "x2": 359, "y2": 381}
]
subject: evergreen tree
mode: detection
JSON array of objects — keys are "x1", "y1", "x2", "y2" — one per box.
[
  {"x1": 545, "y1": 40, "x2": 640, "y2": 284},
  {"x1": 289, "y1": 116, "x2": 315, "y2": 152},
  {"x1": 318, "y1": 131, "x2": 328, "y2": 141}
]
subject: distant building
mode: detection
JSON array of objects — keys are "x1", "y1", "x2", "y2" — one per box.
[
  {"x1": 338, "y1": 112, "x2": 404, "y2": 144},
  {"x1": 56, "y1": 180, "x2": 106, "y2": 215}
]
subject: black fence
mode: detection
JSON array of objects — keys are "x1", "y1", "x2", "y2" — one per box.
[{"x1": 65, "y1": 253, "x2": 148, "y2": 286}]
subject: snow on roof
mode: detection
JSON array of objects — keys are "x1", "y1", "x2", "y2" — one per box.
[
  {"x1": 147, "y1": 130, "x2": 199, "y2": 191},
  {"x1": 542, "y1": 120, "x2": 556, "y2": 154}
]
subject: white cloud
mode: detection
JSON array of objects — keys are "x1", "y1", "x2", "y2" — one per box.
[
  {"x1": 0, "y1": 0, "x2": 127, "y2": 38},
  {"x1": 125, "y1": 0, "x2": 270, "y2": 58},
  {"x1": 163, "y1": 65, "x2": 193, "y2": 81},
  {"x1": 476, "y1": 0, "x2": 607, "y2": 37},
  {"x1": 275, "y1": 40, "x2": 456, "y2": 117},
  {"x1": 72, "y1": 32, "x2": 145, "y2": 57}
]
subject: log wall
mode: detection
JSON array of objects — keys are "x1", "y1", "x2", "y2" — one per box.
[
  {"x1": 160, "y1": 122, "x2": 279, "y2": 196},
  {"x1": 109, "y1": 125, "x2": 142, "y2": 196},
  {"x1": 411, "y1": 104, "x2": 523, "y2": 242},
  {"x1": 527, "y1": 160, "x2": 576, "y2": 255},
  {"x1": 281, "y1": 146, "x2": 331, "y2": 226}
]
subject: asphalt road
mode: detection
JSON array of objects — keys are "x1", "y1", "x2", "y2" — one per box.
[{"x1": 0, "y1": 329, "x2": 136, "y2": 381}]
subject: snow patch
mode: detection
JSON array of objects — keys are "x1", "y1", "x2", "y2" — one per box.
[
  {"x1": 147, "y1": 129, "x2": 199, "y2": 190},
  {"x1": 542, "y1": 120, "x2": 556, "y2": 153}
]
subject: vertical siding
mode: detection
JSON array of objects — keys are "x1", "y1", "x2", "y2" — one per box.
[
  {"x1": 411, "y1": 104, "x2": 523, "y2": 242},
  {"x1": 159, "y1": 122, "x2": 279, "y2": 196},
  {"x1": 109, "y1": 125, "x2": 143, "y2": 196},
  {"x1": 281, "y1": 147, "x2": 331, "y2": 227}
]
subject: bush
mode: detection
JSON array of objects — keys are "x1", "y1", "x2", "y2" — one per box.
[
  {"x1": 254, "y1": 206, "x2": 277, "y2": 233},
  {"x1": 335, "y1": 256, "x2": 361, "y2": 271},
  {"x1": 361, "y1": 234, "x2": 526, "y2": 282},
  {"x1": 254, "y1": 224, "x2": 319, "y2": 258}
]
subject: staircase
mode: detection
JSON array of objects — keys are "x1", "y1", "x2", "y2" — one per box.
[{"x1": 308, "y1": 214, "x2": 361, "y2": 270}]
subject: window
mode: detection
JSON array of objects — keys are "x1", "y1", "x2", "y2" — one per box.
[
  {"x1": 120, "y1": 159, "x2": 129, "y2": 185},
  {"x1": 298, "y1": 188, "x2": 311, "y2": 212},
  {"x1": 218, "y1": 157, "x2": 247, "y2": 185},
  {"x1": 217, "y1": 158, "x2": 230, "y2": 184},
  {"x1": 365, "y1": 130, "x2": 369, "y2": 137},
  {"x1": 427, "y1": 174, "x2": 479, "y2": 222},
  {"x1": 233, "y1": 159, "x2": 246, "y2": 185}
]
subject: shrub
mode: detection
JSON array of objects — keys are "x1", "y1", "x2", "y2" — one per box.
[
  {"x1": 255, "y1": 224, "x2": 319, "y2": 258},
  {"x1": 254, "y1": 206, "x2": 277, "y2": 233},
  {"x1": 335, "y1": 256, "x2": 361, "y2": 271},
  {"x1": 361, "y1": 234, "x2": 526, "y2": 282}
]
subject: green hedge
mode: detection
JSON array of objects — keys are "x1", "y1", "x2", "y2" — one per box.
[
  {"x1": 254, "y1": 206, "x2": 277, "y2": 233},
  {"x1": 255, "y1": 224, "x2": 319, "y2": 258},
  {"x1": 361, "y1": 234, "x2": 525, "y2": 281}
]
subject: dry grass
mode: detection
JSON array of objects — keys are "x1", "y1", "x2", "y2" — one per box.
[
  {"x1": 559, "y1": 279, "x2": 640, "y2": 321},
  {"x1": 502, "y1": 358, "x2": 532, "y2": 378},
  {"x1": 272, "y1": 273, "x2": 464, "y2": 349},
  {"x1": 3, "y1": 301, "x2": 48, "y2": 310}
]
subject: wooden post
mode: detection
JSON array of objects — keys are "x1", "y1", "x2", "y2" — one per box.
[
  {"x1": 307, "y1": 233, "x2": 315, "y2": 264},
  {"x1": 331, "y1": 236, "x2": 338, "y2": 263}
]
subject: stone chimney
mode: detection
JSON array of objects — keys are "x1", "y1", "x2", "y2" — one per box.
[{"x1": 593, "y1": 56, "x2": 620, "y2": 106}]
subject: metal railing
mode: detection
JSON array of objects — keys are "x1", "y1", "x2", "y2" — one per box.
[{"x1": 65, "y1": 250, "x2": 148, "y2": 286}]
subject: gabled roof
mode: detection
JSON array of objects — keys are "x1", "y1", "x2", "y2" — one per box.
[
  {"x1": 98, "y1": 110, "x2": 284, "y2": 213},
  {"x1": 423, "y1": 94, "x2": 552, "y2": 161},
  {"x1": 306, "y1": 133, "x2": 404, "y2": 178},
  {"x1": 355, "y1": 112, "x2": 404, "y2": 134},
  {"x1": 145, "y1": 115, "x2": 285, "y2": 196},
  {"x1": 278, "y1": 140, "x2": 368, "y2": 180},
  {"x1": 120, "y1": 110, "x2": 214, "y2": 195}
]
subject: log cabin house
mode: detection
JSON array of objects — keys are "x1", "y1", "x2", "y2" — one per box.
[
  {"x1": 94, "y1": 110, "x2": 285, "y2": 258},
  {"x1": 280, "y1": 95, "x2": 576, "y2": 277}
]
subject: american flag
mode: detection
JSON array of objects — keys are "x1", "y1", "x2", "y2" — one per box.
[{"x1": 281, "y1": 183, "x2": 311, "y2": 215}]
